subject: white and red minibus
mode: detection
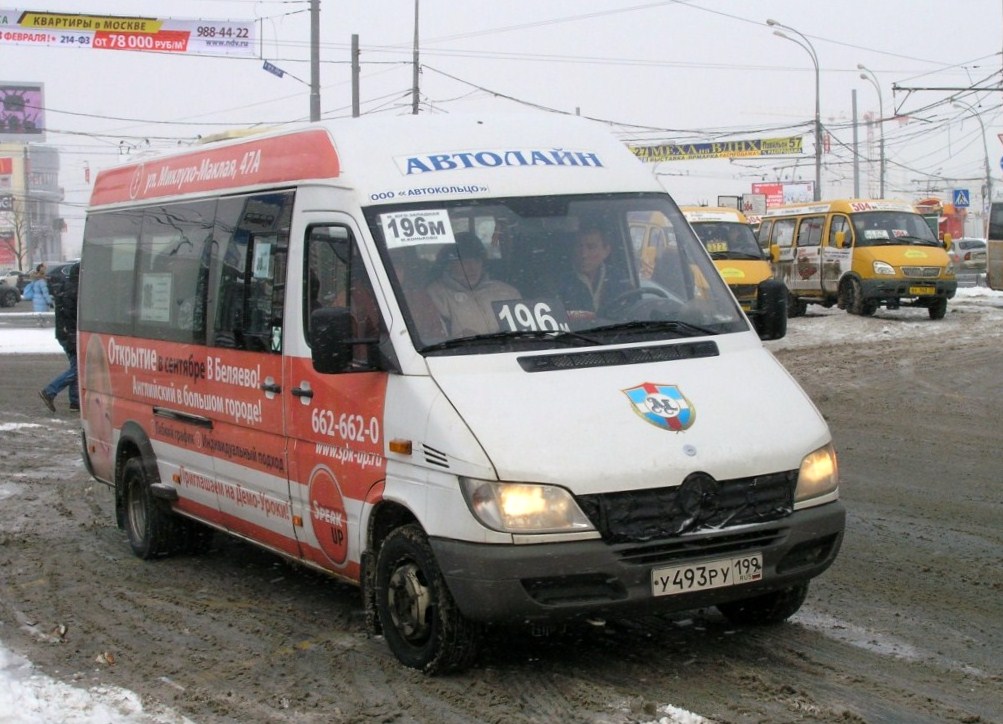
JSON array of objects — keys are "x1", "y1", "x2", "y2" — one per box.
[{"x1": 79, "y1": 113, "x2": 844, "y2": 673}]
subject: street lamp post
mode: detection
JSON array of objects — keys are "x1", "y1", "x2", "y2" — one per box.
[
  {"x1": 858, "y1": 64, "x2": 885, "y2": 198},
  {"x1": 953, "y1": 100, "x2": 992, "y2": 237},
  {"x1": 767, "y1": 19, "x2": 821, "y2": 201}
]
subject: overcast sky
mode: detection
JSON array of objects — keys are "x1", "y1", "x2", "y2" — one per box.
[{"x1": 6, "y1": 0, "x2": 1002, "y2": 255}]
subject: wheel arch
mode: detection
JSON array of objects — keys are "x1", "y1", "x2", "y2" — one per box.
[
  {"x1": 361, "y1": 498, "x2": 422, "y2": 636},
  {"x1": 113, "y1": 420, "x2": 161, "y2": 529}
]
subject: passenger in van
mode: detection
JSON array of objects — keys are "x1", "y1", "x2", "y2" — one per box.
[
  {"x1": 426, "y1": 231, "x2": 520, "y2": 336},
  {"x1": 558, "y1": 224, "x2": 630, "y2": 316},
  {"x1": 388, "y1": 246, "x2": 447, "y2": 342}
]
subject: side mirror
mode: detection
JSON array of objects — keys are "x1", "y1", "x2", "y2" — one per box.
[
  {"x1": 769, "y1": 243, "x2": 780, "y2": 263},
  {"x1": 942, "y1": 233, "x2": 953, "y2": 252},
  {"x1": 310, "y1": 307, "x2": 370, "y2": 373}
]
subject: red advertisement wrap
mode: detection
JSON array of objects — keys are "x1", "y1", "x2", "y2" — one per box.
[
  {"x1": 89, "y1": 129, "x2": 341, "y2": 206},
  {"x1": 79, "y1": 332, "x2": 389, "y2": 582},
  {"x1": 285, "y1": 356, "x2": 388, "y2": 578}
]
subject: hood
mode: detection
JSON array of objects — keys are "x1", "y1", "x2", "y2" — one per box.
[{"x1": 426, "y1": 334, "x2": 829, "y2": 495}]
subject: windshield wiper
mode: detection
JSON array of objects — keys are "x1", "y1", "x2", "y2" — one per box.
[
  {"x1": 894, "y1": 235, "x2": 940, "y2": 246},
  {"x1": 419, "y1": 328, "x2": 602, "y2": 353},
  {"x1": 586, "y1": 319, "x2": 718, "y2": 339}
]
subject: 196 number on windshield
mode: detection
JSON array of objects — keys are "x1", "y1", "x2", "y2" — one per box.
[{"x1": 494, "y1": 298, "x2": 571, "y2": 332}]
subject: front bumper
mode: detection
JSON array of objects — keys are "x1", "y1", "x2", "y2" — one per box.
[
  {"x1": 859, "y1": 277, "x2": 957, "y2": 301},
  {"x1": 431, "y1": 501, "x2": 845, "y2": 623}
]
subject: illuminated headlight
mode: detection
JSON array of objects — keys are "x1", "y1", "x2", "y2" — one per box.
[
  {"x1": 872, "y1": 260, "x2": 895, "y2": 275},
  {"x1": 460, "y1": 478, "x2": 595, "y2": 533},
  {"x1": 795, "y1": 443, "x2": 839, "y2": 502}
]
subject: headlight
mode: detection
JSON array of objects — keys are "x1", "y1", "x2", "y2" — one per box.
[
  {"x1": 460, "y1": 478, "x2": 595, "y2": 533},
  {"x1": 945, "y1": 260, "x2": 957, "y2": 276},
  {"x1": 795, "y1": 443, "x2": 839, "y2": 503},
  {"x1": 872, "y1": 260, "x2": 895, "y2": 275}
]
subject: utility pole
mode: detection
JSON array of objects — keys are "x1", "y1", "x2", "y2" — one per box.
[
  {"x1": 310, "y1": 0, "x2": 320, "y2": 121},
  {"x1": 411, "y1": 0, "x2": 420, "y2": 114},
  {"x1": 21, "y1": 146, "x2": 31, "y2": 263},
  {"x1": 851, "y1": 89, "x2": 859, "y2": 198},
  {"x1": 352, "y1": 34, "x2": 360, "y2": 117}
]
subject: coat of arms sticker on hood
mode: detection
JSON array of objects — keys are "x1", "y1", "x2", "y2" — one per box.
[{"x1": 623, "y1": 382, "x2": 695, "y2": 431}]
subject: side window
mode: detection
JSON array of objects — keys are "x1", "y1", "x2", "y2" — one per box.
[
  {"x1": 135, "y1": 200, "x2": 215, "y2": 343},
  {"x1": 773, "y1": 218, "x2": 796, "y2": 248},
  {"x1": 829, "y1": 215, "x2": 851, "y2": 247},
  {"x1": 79, "y1": 208, "x2": 143, "y2": 335},
  {"x1": 210, "y1": 191, "x2": 293, "y2": 352},
  {"x1": 796, "y1": 215, "x2": 824, "y2": 247},
  {"x1": 757, "y1": 219, "x2": 774, "y2": 251},
  {"x1": 306, "y1": 224, "x2": 382, "y2": 367}
]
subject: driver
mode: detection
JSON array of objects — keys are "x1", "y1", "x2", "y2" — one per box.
[{"x1": 558, "y1": 223, "x2": 630, "y2": 316}]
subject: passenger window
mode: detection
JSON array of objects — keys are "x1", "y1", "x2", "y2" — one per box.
[
  {"x1": 796, "y1": 216, "x2": 824, "y2": 247},
  {"x1": 773, "y1": 218, "x2": 796, "y2": 248},
  {"x1": 135, "y1": 200, "x2": 215, "y2": 344},
  {"x1": 211, "y1": 191, "x2": 293, "y2": 352}
]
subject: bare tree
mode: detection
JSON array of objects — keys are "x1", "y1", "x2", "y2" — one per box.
[{"x1": 0, "y1": 197, "x2": 30, "y2": 271}]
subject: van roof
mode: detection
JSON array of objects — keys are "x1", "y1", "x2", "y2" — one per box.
[
  {"x1": 679, "y1": 206, "x2": 748, "y2": 223},
  {"x1": 763, "y1": 198, "x2": 916, "y2": 217},
  {"x1": 89, "y1": 113, "x2": 662, "y2": 208}
]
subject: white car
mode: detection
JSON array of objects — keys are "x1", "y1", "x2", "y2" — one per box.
[
  {"x1": 0, "y1": 270, "x2": 21, "y2": 307},
  {"x1": 948, "y1": 237, "x2": 987, "y2": 272}
]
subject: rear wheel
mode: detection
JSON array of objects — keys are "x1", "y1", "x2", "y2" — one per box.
[
  {"x1": 717, "y1": 582, "x2": 810, "y2": 625},
  {"x1": 122, "y1": 457, "x2": 173, "y2": 559},
  {"x1": 0, "y1": 286, "x2": 18, "y2": 307},
  {"x1": 928, "y1": 297, "x2": 948, "y2": 320},
  {"x1": 375, "y1": 524, "x2": 481, "y2": 674}
]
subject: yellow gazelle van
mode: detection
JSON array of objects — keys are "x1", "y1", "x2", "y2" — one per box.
[
  {"x1": 758, "y1": 199, "x2": 956, "y2": 319},
  {"x1": 680, "y1": 206, "x2": 787, "y2": 338}
]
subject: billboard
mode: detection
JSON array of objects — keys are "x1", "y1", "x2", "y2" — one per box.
[
  {"x1": 0, "y1": 82, "x2": 44, "y2": 141},
  {"x1": 751, "y1": 182, "x2": 815, "y2": 209},
  {"x1": 0, "y1": 10, "x2": 255, "y2": 57},
  {"x1": 629, "y1": 136, "x2": 803, "y2": 163}
]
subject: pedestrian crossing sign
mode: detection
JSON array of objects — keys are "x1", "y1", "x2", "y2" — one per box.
[{"x1": 952, "y1": 188, "x2": 970, "y2": 207}]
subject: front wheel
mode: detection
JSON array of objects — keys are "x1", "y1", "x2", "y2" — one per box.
[
  {"x1": 844, "y1": 278, "x2": 877, "y2": 316},
  {"x1": 717, "y1": 582, "x2": 810, "y2": 625},
  {"x1": 787, "y1": 292, "x2": 807, "y2": 318},
  {"x1": 375, "y1": 524, "x2": 481, "y2": 674},
  {"x1": 122, "y1": 457, "x2": 173, "y2": 559},
  {"x1": 928, "y1": 297, "x2": 948, "y2": 320}
]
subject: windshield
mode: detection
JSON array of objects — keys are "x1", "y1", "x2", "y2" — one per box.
[
  {"x1": 690, "y1": 222, "x2": 763, "y2": 259},
  {"x1": 852, "y1": 211, "x2": 940, "y2": 247},
  {"x1": 364, "y1": 193, "x2": 746, "y2": 353}
]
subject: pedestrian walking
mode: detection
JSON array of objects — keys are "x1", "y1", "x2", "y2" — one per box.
[
  {"x1": 22, "y1": 263, "x2": 54, "y2": 326},
  {"x1": 39, "y1": 261, "x2": 80, "y2": 413}
]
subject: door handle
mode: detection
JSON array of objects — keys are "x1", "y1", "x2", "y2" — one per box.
[
  {"x1": 292, "y1": 386, "x2": 314, "y2": 399},
  {"x1": 261, "y1": 382, "x2": 282, "y2": 394}
]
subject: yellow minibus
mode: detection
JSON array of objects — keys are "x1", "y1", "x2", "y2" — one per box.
[{"x1": 758, "y1": 199, "x2": 956, "y2": 319}]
